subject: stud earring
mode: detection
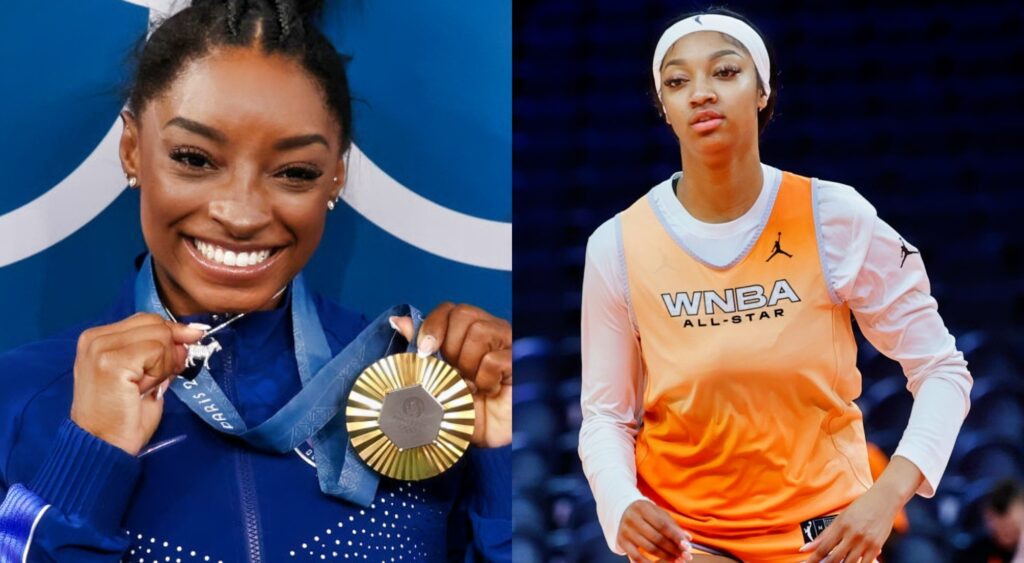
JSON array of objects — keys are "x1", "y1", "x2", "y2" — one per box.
[{"x1": 127, "y1": 175, "x2": 138, "y2": 188}]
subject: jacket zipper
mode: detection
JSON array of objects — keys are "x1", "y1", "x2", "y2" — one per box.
[
  {"x1": 236, "y1": 452, "x2": 264, "y2": 563},
  {"x1": 221, "y1": 332, "x2": 265, "y2": 563}
]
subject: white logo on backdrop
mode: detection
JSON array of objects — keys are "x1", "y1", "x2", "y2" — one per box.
[{"x1": 0, "y1": 0, "x2": 511, "y2": 271}]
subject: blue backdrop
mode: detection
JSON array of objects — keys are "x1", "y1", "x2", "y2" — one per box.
[{"x1": 0, "y1": 0, "x2": 511, "y2": 352}]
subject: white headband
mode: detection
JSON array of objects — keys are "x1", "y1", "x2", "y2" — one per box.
[{"x1": 652, "y1": 14, "x2": 771, "y2": 100}]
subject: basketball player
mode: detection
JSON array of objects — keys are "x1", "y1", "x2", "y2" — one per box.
[{"x1": 578, "y1": 9, "x2": 972, "y2": 563}]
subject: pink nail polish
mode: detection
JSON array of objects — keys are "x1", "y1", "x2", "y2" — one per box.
[
  {"x1": 417, "y1": 335, "x2": 437, "y2": 358},
  {"x1": 157, "y1": 380, "x2": 170, "y2": 400}
]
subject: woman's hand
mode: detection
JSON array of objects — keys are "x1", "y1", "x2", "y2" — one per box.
[
  {"x1": 799, "y1": 488, "x2": 895, "y2": 563},
  {"x1": 618, "y1": 500, "x2": 693, "y2": 562},
  {"x1": 70, "y1": 313, "x2": 204, "y2": 455},
  {"x1": 801, "y1": 456, "x2": 924, "y2": 563},
  {"x1": 391, "y1": 302, "x2": 511, "y2": 448}
]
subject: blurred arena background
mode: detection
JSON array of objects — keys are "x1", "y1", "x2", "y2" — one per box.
[{"x1": 513, "y1": 1, "x2": 1024, "y2": 561}]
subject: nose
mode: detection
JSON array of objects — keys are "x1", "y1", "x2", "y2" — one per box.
[
  {"x1": 689, "y1": 76, "x2": 717, "y2": 107},
  {"x1": 208, "y1": 173, "x2": 272, "y2": 239}
]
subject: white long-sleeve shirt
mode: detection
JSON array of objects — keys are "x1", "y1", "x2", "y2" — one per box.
[{"x1": 578, "y1": 164, "x2": 973, "y2": 554}]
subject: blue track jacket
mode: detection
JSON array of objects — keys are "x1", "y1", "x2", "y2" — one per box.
[{"x1": 0, "y1": 259, "x2": 511, "y2": 562}]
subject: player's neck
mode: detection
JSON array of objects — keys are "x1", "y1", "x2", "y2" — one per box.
[{"x1": 677, "y1": 149, "x2": 763, "y2": 224}]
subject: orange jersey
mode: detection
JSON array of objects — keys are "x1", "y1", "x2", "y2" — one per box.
[{"x1": 620, "y1": 171, "x2": 873, "y2": 561}]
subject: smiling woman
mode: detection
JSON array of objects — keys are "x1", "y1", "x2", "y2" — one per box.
[
  {"x1": 0, "y1": 1, "x2": 511, "y2": 561},
  {"x1": 123, "y1": 44, "x2": 347, "y2": 315}
]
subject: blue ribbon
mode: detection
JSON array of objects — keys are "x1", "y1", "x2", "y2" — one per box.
[{"x1": 133, "y1": 254, "x2": 423, "y2": 507}]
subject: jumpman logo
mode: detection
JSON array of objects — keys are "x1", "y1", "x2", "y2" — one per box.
[
  {"x1": 899, "y1": 238, "x2": 919, "y2": 268},
  {"x1": 766, "y1": 232, "x2": 793, "y2": 262}
]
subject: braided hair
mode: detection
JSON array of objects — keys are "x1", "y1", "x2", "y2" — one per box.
[{"x1": 126, "y1": 0, "x2": 353, "y2": 154}]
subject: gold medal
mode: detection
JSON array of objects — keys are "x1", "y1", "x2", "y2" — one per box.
[{"x1": 346, "y1": 353, "x2": 475, "y2": 481}]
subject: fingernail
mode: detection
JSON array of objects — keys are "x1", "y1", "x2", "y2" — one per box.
[
  {"x1": 187, "y1": 322, "x2": 211, "y2": 331},
  {"x1": 466, "y1": 380, "x2": 478, "y2": 394},
  {"x1": 417, "y1": 335, "x2": 437, "y2": 358},
  {"x1": 799, "y1": 542, "x2": 812, "y2": 552},
  {"x1": 388, "y1": 316, "x2": 399, "y2": 331},
  {"x1": 156, "y1": 379, "x2": 170, "y2": 400}
]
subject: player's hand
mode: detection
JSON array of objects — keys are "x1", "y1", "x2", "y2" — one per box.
[
  {"x1": 390, "y1": 302, "x2": 511, "y2": 448},
  {"x1": 71, "y1": 313, "x2": 204, "y2": 455},
  {"x1": 799, "y1": 486, "x2": 899, "y2": 563},
  {"x1": 618, "y1": 499, "x2": 693, "y2": 562}
]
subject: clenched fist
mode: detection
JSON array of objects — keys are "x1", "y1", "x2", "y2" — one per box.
[{"x1": 70, "y1": 313, "x2": 204, "y2": 455}]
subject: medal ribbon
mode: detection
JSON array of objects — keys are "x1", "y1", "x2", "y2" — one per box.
[{"x1": 133, "y1": 254, "x2": 423, "y2": 507}]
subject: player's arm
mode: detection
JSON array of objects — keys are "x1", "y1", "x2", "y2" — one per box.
[
  {"x1": 578, "y1": 220, "x2": 692, "y2": 562},
  {"x1": 804, "y1": 182, "x2": 972, "y2": 563}
]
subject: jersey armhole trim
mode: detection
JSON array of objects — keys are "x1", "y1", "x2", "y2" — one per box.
[
  {"x1": 615, "y1": 214, "x2": 647, "y2": 422},
  {"x1": 614, "y1": 214, "x2": 639, "y2": 335},
  {"x1": 811, "y1": 177, "x2": 843, "y2": 305}
]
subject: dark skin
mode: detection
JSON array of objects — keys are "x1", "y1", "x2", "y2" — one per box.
[{"x1": 71, "y1": 45, "x2": 511, "y2": 455}]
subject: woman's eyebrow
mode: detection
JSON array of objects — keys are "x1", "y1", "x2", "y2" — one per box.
[
  {"x1": 162, "y1": 117, "x2": 329, "y2": 150},
  {"x1": 709, "y1": 49, "x2": 742, "y2": 60},
  {"x1": 273, "y1": 134, "x2": 330, "y2": 151},
  {"x1": 164, "y1": 116, "x2": 227, "y2": 143},
  {"x1": 661, "y1": 49, "x2": 742, "y2": 71}
]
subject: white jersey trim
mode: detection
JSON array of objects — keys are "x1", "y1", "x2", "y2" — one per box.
[{"x1": 811, "y1": 177, "x2": 842, "y2": 305}]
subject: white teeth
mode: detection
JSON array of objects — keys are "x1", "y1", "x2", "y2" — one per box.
[{"x1": 193, "y1": 238, "x2": 273, "y2": 268}]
